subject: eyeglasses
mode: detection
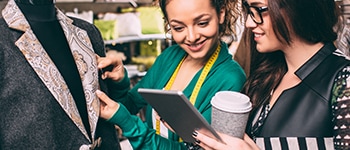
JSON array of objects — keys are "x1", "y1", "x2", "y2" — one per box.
[{"x1": 243, "y1": 1, "x2": 268, "y2": 24}]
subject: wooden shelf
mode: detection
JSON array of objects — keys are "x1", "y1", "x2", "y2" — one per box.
[
  {"x1": 56, "y1": 0, "x2": 137, "y2": 7},
  {"x1": 55, "y1": 0, "x2": 153, "y2": 14},
  {"x1": 104, "y1": 34, "x2": 166, "y2": 45}
]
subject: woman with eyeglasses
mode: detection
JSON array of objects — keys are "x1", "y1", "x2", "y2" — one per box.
[{"x1": 193, "y1": 0, "x2": 350, "y2": 149}]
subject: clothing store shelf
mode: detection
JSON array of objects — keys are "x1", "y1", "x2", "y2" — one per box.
[{"x1": 104, "y1": 34, "x2": 166, "y2": 45}]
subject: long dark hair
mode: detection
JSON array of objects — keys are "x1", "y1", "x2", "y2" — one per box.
[
  {"x1": 241, "y1": 29, "x2": 286, "y2": 109},
  {"x1": 241, "y1": 0, "x2": 340, "y2": 110}
]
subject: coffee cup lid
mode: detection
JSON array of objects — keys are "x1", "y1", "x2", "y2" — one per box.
[{"x1": 211, "y1": 91, "x2": 252, "y2": 113}]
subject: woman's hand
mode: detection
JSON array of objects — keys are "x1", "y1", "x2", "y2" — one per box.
[
  {"x1": 96, "y1": 90, "x2": 120, "y2": 120},
  {"x1": 193, "y1": 131, "x2": 259, "y2": 150},
  {"x1": 154, "y1": 112, "x2": 175, "y2": 132},
  {"x1": 97, "y1": 50, "x2": 125, "y2": 82}
]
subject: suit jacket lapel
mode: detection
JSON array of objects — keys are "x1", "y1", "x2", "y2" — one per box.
[
  {"x1": 2, "y1": 0, "x2": 99, "y2": 142},
  {"x1": 57, "y1": 10, "x2": 100, "y2": 142}
]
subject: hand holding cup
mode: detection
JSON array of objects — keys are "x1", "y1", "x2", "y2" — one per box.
[{"x1": 211, "y1": 91, "x2": 252, "y2": 139}]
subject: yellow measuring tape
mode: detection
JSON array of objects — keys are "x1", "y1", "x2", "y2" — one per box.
[{"x1": 155, "y1": 43, "x2": 221, "y2": 141}]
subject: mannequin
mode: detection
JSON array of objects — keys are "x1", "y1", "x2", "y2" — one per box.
[
  {"x1": 0, "y1": 0, "x2": 121, "y2": 149},
  {"x1": 15, "y1": 0, "x2": 92, "y2": 138}
]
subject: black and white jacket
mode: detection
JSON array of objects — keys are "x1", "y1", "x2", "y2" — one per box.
[{"x1": 246, "y1": 43, "x2": 350, "y2": 150}]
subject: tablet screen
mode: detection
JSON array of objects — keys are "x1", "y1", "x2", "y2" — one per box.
[{"x1": 138, "y1": 88, "x2": 222, "y2": 143}]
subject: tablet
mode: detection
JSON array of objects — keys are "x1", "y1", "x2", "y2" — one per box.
[{"x1": 137, "y1": 88, "x2": 223, "y2": 143}]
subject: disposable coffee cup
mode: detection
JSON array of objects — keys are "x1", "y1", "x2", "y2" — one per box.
[{"x1": 211, "y1": 91, "x2": 252, "y2": 139}]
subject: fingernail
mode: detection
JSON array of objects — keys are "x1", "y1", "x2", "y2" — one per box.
[
  {"x1": 192, "y1": 131, "x2": 198, "y2": 137},
  {"x1": 160, "y1": 117, "x2": 164, "y2": 122},
  {"x1": 195, "y1": 139, "x2": 201, "y2": 144},
  {"x1": 96, "y1": 90, "x2": 102, "y2": 95}
]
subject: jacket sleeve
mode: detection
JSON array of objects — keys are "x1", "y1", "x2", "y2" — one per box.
[
  {"x1": 108, "y1": 104, "x2": 188, "y2": 150},
  {"x1": 107, "y1": 48, "x2": 172, "y2": 115},
  {"x1": 331, "y1": 64, "x2": 350, "y2": 149}
]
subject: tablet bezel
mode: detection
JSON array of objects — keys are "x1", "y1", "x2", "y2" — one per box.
[{"x1": 137, "y1": 88, "x2": 223, "y2": 143}]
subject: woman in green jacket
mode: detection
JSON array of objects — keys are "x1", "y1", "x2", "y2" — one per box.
[{"x1": 97, "y1": 0, "x2": 245, "y2": 149}]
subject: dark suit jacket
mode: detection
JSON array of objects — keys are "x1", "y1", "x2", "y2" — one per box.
[{"x1": 0, "y1": 0, "x2": 120, "y2": 149}]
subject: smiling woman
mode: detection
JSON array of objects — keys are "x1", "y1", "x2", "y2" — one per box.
[
  {"x1": 193, "y1": 0, "x2": 350, "y2": 149},
  {"x1": 95, "y1": 0, "x2": 246, "y2": 149}
]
